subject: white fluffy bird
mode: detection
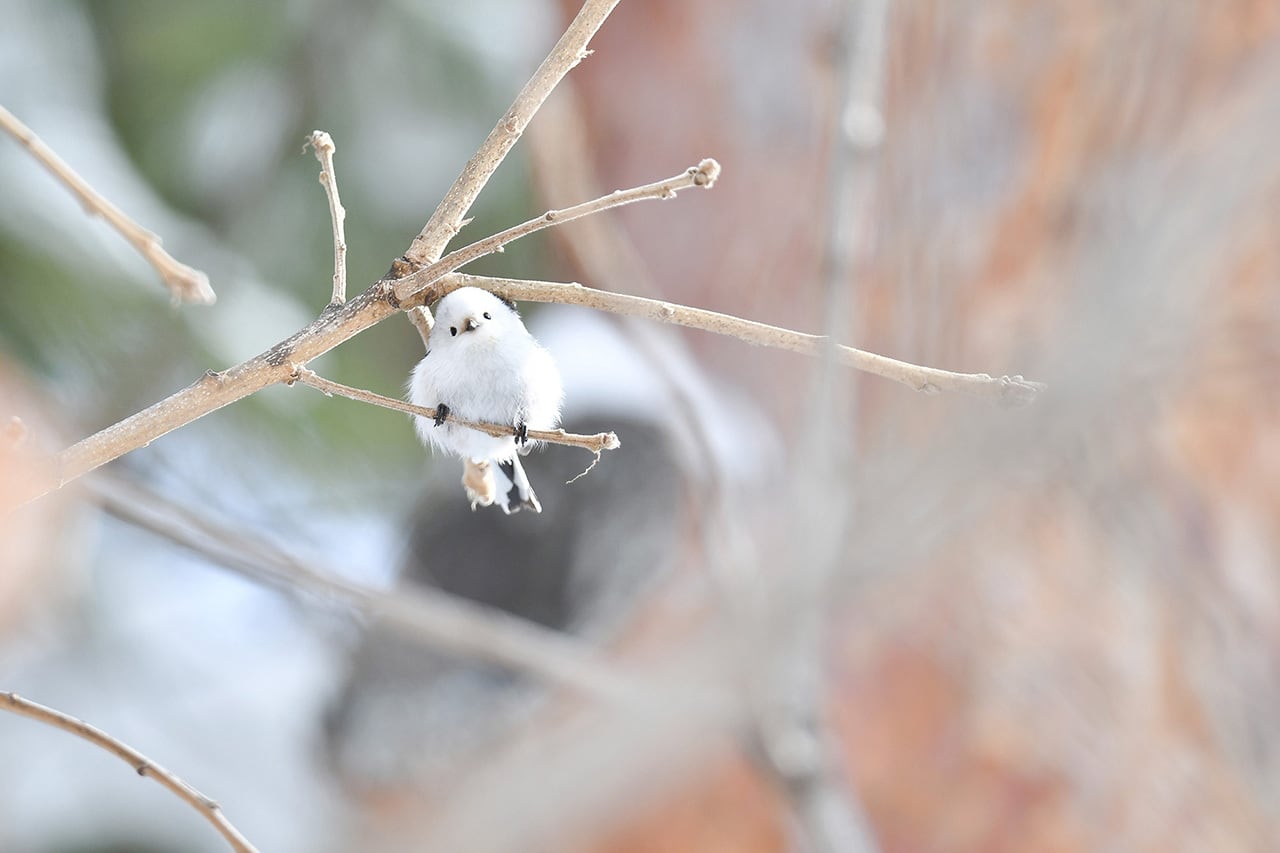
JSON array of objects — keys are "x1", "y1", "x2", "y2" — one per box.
[{"x1": 408, "y1": 287, "x2": 564, "y2": 513}]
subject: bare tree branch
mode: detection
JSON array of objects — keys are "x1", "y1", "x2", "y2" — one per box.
[
  {"x1": 35, "y1": 0, "x2": 628, "y2": 488},
  {"x1": 305, "y1": 130, "x2": 348, "y2": 306},
  {"x1": 12, "y1": 159, "x2": 707, "y2": 509},
  {"x1": 392, "y1": 159, "x2": 721, "y2": 304},
  {"x1": 4, "y1": 0, "x2": 1039, "y2": 542},
  {"x1": 0, "y1": 692, "x2": 257, "y2": 853},
  {"x1": 398, "y1": 0, "x2": 620, "y2": 346},
  {"x1": 403, "y1": 0, "x2": 622, "y2": 268},
  {"x1": 445, "y1": 273, "x2": 1043, "y2": 402},
  {"x1": 0, "y1": 103, "x2": 215, "y2": 305},
  {"x1": 289, "y1": 366, "x2": 619, "y2": 454}
]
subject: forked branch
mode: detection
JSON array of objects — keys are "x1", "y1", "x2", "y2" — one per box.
[
  {"x1": 400, "y1": 0, "x2": 620, "y2": 348},
  {"x1": 393, "y1": 159, "x2": 720, "y2": 304},
  {"x1": 405, "y1": 0, "x2": 622, "y2": 266}
]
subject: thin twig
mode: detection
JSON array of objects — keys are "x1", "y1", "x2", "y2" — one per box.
[
  {"x1": 393, "y1": 159, "x2": 721, "y2": 304},
  {"x1": 305, "y1": 130, "x2": 348, "y2": 305},
  {"x1": 403, "y1": 0, "x2": 621, "y2": 267},
  {"x1": 0, "y1": 692, "x2": 257, "y2": 853},
  {"x1": 446, "y1": 273, "x2": 1045, "y2": 403},
  {"x1": 289, "y1": 366, "x2": 619, "y2": 454},
  {"x1": 91, "y1": 477, "x2": 632, "y2": 702},
  {"x1": 0, "y1": 103, "x2": 214, "y2": 305}
]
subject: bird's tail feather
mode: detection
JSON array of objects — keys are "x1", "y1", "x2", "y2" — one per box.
[{"x1": 494, "y1": 457, "x2": 541, "y2": 514}]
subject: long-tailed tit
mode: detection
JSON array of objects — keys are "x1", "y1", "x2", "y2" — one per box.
[{"x1": 408, "y1": 287, "x2": 564, "y2": 514}]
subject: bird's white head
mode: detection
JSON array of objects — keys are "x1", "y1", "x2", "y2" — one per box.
[{"x1": 431, "y1": 287, "x2": 522, "y2": 348}]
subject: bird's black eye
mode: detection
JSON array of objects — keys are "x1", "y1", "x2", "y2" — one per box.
[
  {"x1": 483, "y1": 311, "x2": 491, "y2": 320},
  {"x1": 449, "y1": 326, "x2": 457, "y2": 337}
]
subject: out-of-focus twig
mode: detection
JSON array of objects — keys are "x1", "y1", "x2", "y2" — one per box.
[
  {"x1": 524, "y1": 86, "x2": 728, "y2": 490},
  {"x1": 92, "y1": 477, "x2": 633, "y2": 701},
  {"x1": 305, "y1": 130, "x2": 348, "y2": 305},
  {"x1": 0, "y1": 103, "x2": 215, "y2": 305},
  {"x1": 0, "y1": 692, "x2": 256, "y2": 853},
  {"x1": 761, "y1": 1, "x2": 894, "y2": 851},
  {"x1": 3, "y1": 416, "x2": 26, "y2": 448}
]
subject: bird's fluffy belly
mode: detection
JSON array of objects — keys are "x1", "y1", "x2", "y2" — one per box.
[
  {"x1": 421, "y1": 419, "x2": 517, "y2": 461},
  {"x1": 411, "y1": 341, "x2": 528, "y2": 460}
]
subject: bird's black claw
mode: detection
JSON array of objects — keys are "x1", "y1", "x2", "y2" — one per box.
[
  {"x1": 514, "y1": 421, "x2": 529, "y2": 446},
  {"x1": 433, "y1": 403, "x2": 450, "y2": 427}
]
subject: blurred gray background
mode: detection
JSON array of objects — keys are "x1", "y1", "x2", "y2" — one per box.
[{"x1": 4, "y1": 2, "x2": 1280, "y2": 852}]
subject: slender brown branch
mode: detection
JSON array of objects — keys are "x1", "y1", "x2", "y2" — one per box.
[
  {"x1": 1, "y1": 692, "x2": 257, "y2": 853},
  {"x1": 305, "y1": 130, "x2": 348, "y2": 305},
  {"x1": 404, "y1": 0, "x2": 621, "y2": 266},
  {"x1": 446, "y1": 274, "x2": 1046, "y2": 403},
  {"x1": 0, "y1": 103, "x2": 214, "y2": 305},
  {"x1": 289, "y1": 366, "x2": 619, "y2": 454},
  {"x1": 393, "y1": 159, "x2": 721, "y2": 304}
]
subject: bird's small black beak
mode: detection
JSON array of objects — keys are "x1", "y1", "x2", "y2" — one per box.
[{"x1": 463, "y1": 316, "x2": 479, "y2": 332}]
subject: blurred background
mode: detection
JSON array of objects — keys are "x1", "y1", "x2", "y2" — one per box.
[{"x1": 2, "y1": 1, "x2": 1280, "y2": 851}]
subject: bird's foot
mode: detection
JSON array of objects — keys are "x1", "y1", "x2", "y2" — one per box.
[
  {"x1": 514, "y1": 421, "x2": 529, "y2": 446},
  {"x1": 433, "y1": 403, "x2": 450, "y2": 427}
]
